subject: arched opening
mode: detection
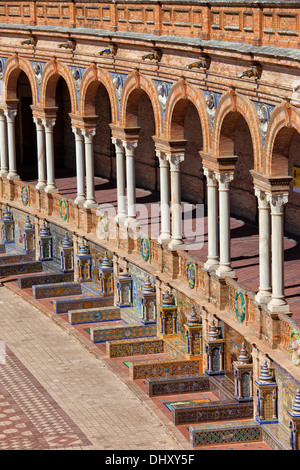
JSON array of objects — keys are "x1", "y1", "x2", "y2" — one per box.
[
  {"x1": 54, "y1": 76, "x2": 75, "y2": 175},
  {"x1": 219, "y1": 111, "x2": 256, "y2": 223},
  {"x1": 170, "y1": 99, "x2": 203, "y2": 204},
  {"x1": 126, "y1": 90, "x2": 156, "y2": 192},
  {"x1": 15, "y1": 71, "x2": 37, "y2": 179},
  {"x1": 231, "y1": 114, "x2": 256, "y2": 223},
  {"x1": 275, "y1": 127, "x2": 300, "y2": 237},
  {"x1": 94, "y1": 83, "x2": 113, "y2": 180}
]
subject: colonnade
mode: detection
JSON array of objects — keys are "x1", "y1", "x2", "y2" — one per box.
[{"x1": 0, "y1": 104, "x2": 291, "y2": 315}]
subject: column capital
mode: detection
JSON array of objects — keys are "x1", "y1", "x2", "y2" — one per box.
[
  {"x1": 215, "y1": 172, "x2": 234, "y2": 190},
  {"x1": 82, "y1": 128, "x2": 96, "y2": 141},
  {"x1": 203, "y1": 167, "x2": 218, "y2": 186},
  {"x1": 33, "y1": 117, "x2": 44, "y2": 129},
  {"x1": 122, "y1": 140, "x2": 138, "y2": 155},
  {"x1": 111, "y1": 137, "x2": 124, "y2": 151},
  {"x1": 266, "y1": 193, "x2": 289, "y2": 214},
  {"x1": 72, "y1": 126, "x2": 83, "y2": 138},
  {"x1": 4, "y1": 109, "x2": 17, "y2": 121},
  {"x1": 156, "y1": 150, "x2": 169, "y2": 168},
  {"x1": 166, "y1": 153, "x2": 184, "y2": 170},
  {"x1": 43, "y1": 118, "x2": 56, "y2": 130},
  {"x1": 254, "y1": 187, "x2": 269, "y2": 209}
]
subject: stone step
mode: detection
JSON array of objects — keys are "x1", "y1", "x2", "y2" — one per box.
[
  {"x1": 128, "y1": 358, "x2": 202, "y2": 380},
  {"x1": 145, "y1": 374, "x2": 210, "y2": 397},
  {"x1": 91, "y1": 323, "x2": 157, "y2": 343},
  {"x1": 32, "y1": 282, "x2": 82, "y2": 299},
  {"x1": 69, "y1": 306, "x2": 121, "y2": 325},
  {"x1": 53, "y1": 295, "x2": 113, "y2": 314},
  {"x1": 172, "y1": 400, "x2": 254, "y2": 425},
  {"x1": 18, "y1": 272, "x2": 74, "y2": 289},
  {"x1": 189, "y1": 420, "x2": 262, "y2": 447},
  {"x1": 0, "y1": 261, "x2": 43, "y2": 277},
  {"x1": 106, "y1": 337, "x2": 164, "y2": 358}
]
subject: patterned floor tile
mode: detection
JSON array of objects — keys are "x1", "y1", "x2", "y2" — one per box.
[{"x1": 0, "y1": 347, "x2": 91, "y2": 450}]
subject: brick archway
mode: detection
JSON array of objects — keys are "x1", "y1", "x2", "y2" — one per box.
[
  {"x1": 39, "y1": 60, "x2": 77, "y2": 113},
  {"x1": 163, "y1": 80, "x2": 211, "y2": 152},
  {"x1": 211, "y1": 90, "x2": 262, "y2": 172},
  {"x1": 79, "y1": 65, "x2": 118, "y2": 124},
  {"x1": 1, "y1": 55, "x2": 38, "y2": 105},
  {"x1": 119, "y1": 71, "x2": 162, "y2": 136},
  {"x1": 263, "y1": 102, "x2": 300, "y2": 177}
]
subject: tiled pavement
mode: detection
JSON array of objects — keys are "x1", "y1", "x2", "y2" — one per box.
[
  {"x1": 0, "y1": 286, "x2": 181, "y2": 450},
  {"x1": 23, "y1": 173, "x2": 300, "y2": 321}
]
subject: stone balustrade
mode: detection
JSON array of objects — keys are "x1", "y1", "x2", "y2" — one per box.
[{"x1": 1, "y1": 1, "x2": 300, "y2": 52}]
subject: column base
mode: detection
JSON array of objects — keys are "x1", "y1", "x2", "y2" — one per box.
[
  {"x1": 168, "y1": 239, "x2": 186, "y2": 251},
  {"x1": 83, "y1": 199, "x2": 98, "y2": 209},
  {"x1": 0, "y1": 170, "x2": 8, "y2": 178},
  {"x1": 204, "y1": 259, "x2": 219, "y2": 272},
  {"x1": 267, "y1": 299, "x2": 290, "y2": 313},
  {"x1": 7, "y1": 172, "x2": 20, "y2": 181},
  {"x1": 74, "y1": 195, "x2": 86, "y2": 206},
  {"x1": 115, "y1": 213, "x2": 127, "y2": 225},
  {"x1": 255, "y1": 291, "x2": 272, "y2": 304},
  {"x1": 125, "y1": 216, "x2": 137, "y2": 228},
  {"x1": 35, "y1": 181, "x2": 47, "y2": 191},
  {"x1": 158, "y1": 233, "x2": 171, "y2": 245},
  {"x1": 45, "y1": 184, "x2": 58, "y2": 194},
  {"x1": 215, "y1": 265, "x2": 236, "y2": 279}
]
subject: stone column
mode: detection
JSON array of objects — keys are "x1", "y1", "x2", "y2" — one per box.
[
  {"x1": 43, "y1": 118, "x2": 58, "y2": 193},
  {"x1": 4, "y1": 109, "x2": 19, "y2": 180},
  {"x1": 255, "y1": 188, "x2": 271, "y2": 304},
  {"x1": 112, "y1": 137, "x2": 126, "y2": 223},
  {"x1": 167, "y1": 153, "x2": 185, "y2": 250},
  {"x1": 0, "y1": 109, "x2": 8, "y2": 177},
  {"x1": 33, "y1": 117, "x2": 46, "y2": 190},
  {"x1": 72, "y1": 127, "x2": 85, "y2": 206},
  {"x1": 83, "y1": 128, "x2": 97, "y2": 209},
  {"x1": 266, "y1": 193, "x2": 289, "y2": 313},
  {"x1": 215, "y1": 172, "x2": 235, "y2": 278},
  {"x1": 203, "y1": 167, "x2": 219, "y2": 271},
  {"x1": 157, "y1": 150, "x2": 170, "y2": 244},
  {"x1": 123, "y1": 141, "x2": 138, "y2": 226}
]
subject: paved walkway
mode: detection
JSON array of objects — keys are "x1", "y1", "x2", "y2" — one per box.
[{"x1": 0, "y1": 286, "x2": 180, "y2": 450}]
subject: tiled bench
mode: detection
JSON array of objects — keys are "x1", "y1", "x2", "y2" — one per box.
[
  {"x1": 189, "y1": 420, "x2": 262, "y2": 447},
  {"x1": 53, "y1": 296, "x2": 112, "y2": 314},
  {"x1": 128, "y1": 358, "x2": 201, "y2": 380},
  {"x1": 68, "y1": 306, "x2": 121, "y2": 325},
  {"x1": 172, "y1": 400, "x2": 253, "y2": 425},
  {"x1": 91, "y1": 323, "x2": 157, "y2": 343},
  {"x1": 106, "y1": 337, "x2": 164, "y2": 358},
  {"x1": 0, "y1": 261, "x2": 43, "y2": 277},
  {"x1": 18, "y1": 272, "x2": 74, "y2": 289},
  {"x1": 145, "y1": 374, "x2": 209, "y2": 397},
  {"x1": 0, "y1": 253, "x2": 35, "y2": 265},
  {"x1": 32, "y1": 282, "x2": 82, "y2": 299}
]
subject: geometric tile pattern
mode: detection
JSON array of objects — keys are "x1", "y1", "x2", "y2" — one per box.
[
  {"x1": 18, "y1": 272, "x2": 74, "y2": 289},
  {"x1": 91, "y1": 323, "x2": 157, "y2": 343},
  {"x1": 107, "y1": 338, "x2": 164, "y2": 358},
  {"x1": 0, "y1": 347, "x2": 91, "y2": 450},
  {"x1": 32, "y1": 282, "x2": 82, "y2": 299},
  {"x1": 189, "y1": 420, "x2": 262, "y2": 447},
  {"x1": 129, "y1": 358, "x2": 201, "y2": 380}
]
